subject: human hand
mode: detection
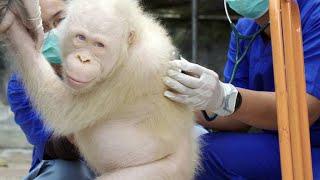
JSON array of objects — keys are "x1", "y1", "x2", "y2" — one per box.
[{"x1": 163, "y1": 58, "x2": 238, "y2": 116}]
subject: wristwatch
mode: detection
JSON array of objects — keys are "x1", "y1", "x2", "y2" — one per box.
[
  {"x1": 234, "y1": 91, "x2": 242, "y2": 112},
  {"x1": 215, "y1": 83, "x2": 240, "y2": 117}
]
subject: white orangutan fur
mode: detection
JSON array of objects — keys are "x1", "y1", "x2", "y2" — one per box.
[{"x1": 6, "y1": 0, "x2": 199, "y2": 179}]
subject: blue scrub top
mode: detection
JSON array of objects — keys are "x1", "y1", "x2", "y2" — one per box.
[
  {"x1": 7, "y1": 75, "x2": 52, "y2": 171},
  {"x1": 224, "y1": 0, "x2": 320, "y2": 131}
]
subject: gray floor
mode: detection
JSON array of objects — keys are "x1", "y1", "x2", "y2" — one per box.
[{"x1": 0, "y1": 102, "x2": 32, "y2": 179}]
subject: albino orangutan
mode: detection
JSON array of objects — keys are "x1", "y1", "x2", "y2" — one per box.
[{"x1": 2, "y1": 0, "x2": 199, "y2": 179}]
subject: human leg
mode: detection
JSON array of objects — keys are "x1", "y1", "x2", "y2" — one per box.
[
  {"x1": 24, "y1": 159, "x2": 96, "y2": 180},
  {"x1": 313, "y1": 148, "x2": 320, "y2": 180},
  {"x1": 196, "y1": 132, "x2": 282, "y2": 180},
  {"x1": 196, "y1": 132, "x2": 320, "y2": 180}
]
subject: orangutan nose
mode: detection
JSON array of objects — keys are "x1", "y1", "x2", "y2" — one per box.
[{"x1": 77, "y1": 54, "x2": 91, "y2": 63}]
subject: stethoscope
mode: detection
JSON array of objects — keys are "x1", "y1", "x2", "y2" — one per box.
[{"x1": 201, "y1": 0, "x2": 270, "y2": 122}]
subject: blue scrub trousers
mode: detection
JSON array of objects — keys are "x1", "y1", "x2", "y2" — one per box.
[
  {"x1": 195, "y1": 132, "x2": 320, "y2": 180},
  {"x1": 24, "y1": 160, "x2": 96, "y2": 180}
]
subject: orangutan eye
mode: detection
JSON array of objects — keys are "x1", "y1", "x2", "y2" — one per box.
[
  {"x1": 95, "y1": 42, "x2": 105, "y2": 48},
  {"x1": 76, "y1": 34, "x2": 86, "y2": 41}
]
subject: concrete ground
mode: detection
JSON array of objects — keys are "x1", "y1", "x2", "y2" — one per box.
[
  {"x1": 0, "y1": 149, "x2": 31, "y2": 180},
  {"x1": 0, "y1": 103, "x2": 32, "y2": 179}
]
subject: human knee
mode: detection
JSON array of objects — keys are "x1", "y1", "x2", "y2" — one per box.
[{"x1": 34, "y1": 160, "x2": 95, "y2": 180}]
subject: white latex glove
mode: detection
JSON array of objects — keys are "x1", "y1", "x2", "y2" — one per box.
[
  {"x1": 0, "y1": 0, "x2": 43, "y2": 50},
  {"x1": 163, "y1": 58, "x2": 239, "y2": 116}
]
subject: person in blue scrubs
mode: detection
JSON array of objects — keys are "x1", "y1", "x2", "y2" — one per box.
[
  {"x1": 7, "y1": 0, "x2": 95, "y2": 179},
  {"x1": 164, "y1": 0, "x2": 320, "y2": 179}
]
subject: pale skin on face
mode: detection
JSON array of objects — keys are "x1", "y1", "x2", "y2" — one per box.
[
  {"x1": 39, "y1": 0, "x2": 67, "y2": 76},
  {"x1": 64, "y1": 31, "x2": 107, "y2": 90},
  {"x1": 196, "y1": 12, "x2": 320, "y2": 131},
  {"x1": 9, "y1": 0, "x2": 121, "y2": 91},
  {"x1": 62, "y1": 20, "x2": 125, "y2": 91},
  {"x1": 40, "y1": 0, "x2": 66, "y2": 33},
  {"x1": 256, "y1": 12, "x2": 270, "y2": 37}
]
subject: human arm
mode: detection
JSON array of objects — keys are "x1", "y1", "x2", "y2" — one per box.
[
  {"x1": 195, "y1": 89, "x2": 320, "y2": 131},
  {"x1": 164, "y1": 59, "x2": 320, "y2": 131},
  {"x1": 205, "y1": 10, "x2": 320, "y2": 130},
  {"x1": 164, "y1": 15, "x2": 320, "y2": 131}
]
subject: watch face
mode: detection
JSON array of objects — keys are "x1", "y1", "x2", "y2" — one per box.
[
  {"x1": 222, "y1": 94, "x2": 235, "y2": 115},
  {"x1": 215, "y1": 84, "x2": 239, "y2": 117}
]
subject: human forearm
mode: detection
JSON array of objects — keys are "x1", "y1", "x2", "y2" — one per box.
[
  {"x1": 196, "y1": 89, "x2": 280, "y2": 131},
  {"x1": 228, "y1": 88, "x2": 278, "y2": 130},
  {"x1": 200, "y1": 89, "x2": 278, "y2": 130},
  {"x1": 195, "y1": 111, "x2": 251, "y2": 131},
  {"x1": 202, "y1": 88, "x2": 320, "y2": 131}
]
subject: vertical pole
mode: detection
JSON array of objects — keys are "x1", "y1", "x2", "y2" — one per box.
[
  {"x1": 191, "y1": 0, "x2": 198, "y2": 63},
  {"x1": 291, "y1": 5, "x2": 314, "y2": 178},
  {"x1": 270, "y1": 0, "x2": 313, "y2": 179},
  {"x1": 281, "y1": 1, "x2": 305, "y2": 178},
  {"x1": 269, "y1": 0, "x2": 294, "y2": 179},
  {"x1": 281, "y1": 1, "x2": 313, "y2": 179}
]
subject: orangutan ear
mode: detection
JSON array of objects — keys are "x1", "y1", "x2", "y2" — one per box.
[{"x1": 128, "y1": 31, "x2": 136, "y2": 45}]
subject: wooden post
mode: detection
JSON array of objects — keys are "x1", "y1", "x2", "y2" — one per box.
[
  {"x1": 269, "y1": 0, "x2": 313, "y2": 179},
  {"x1": 269, "y1": 0, "x2": 294, "y2": 179}
]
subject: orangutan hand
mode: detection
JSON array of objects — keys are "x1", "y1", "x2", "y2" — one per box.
[
  {"x1": 0, "y1": 0, "x2": 44, "y2": 50},
  {"x1": 0, "y1": 1, "x2": 14, "y2": 33}
]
